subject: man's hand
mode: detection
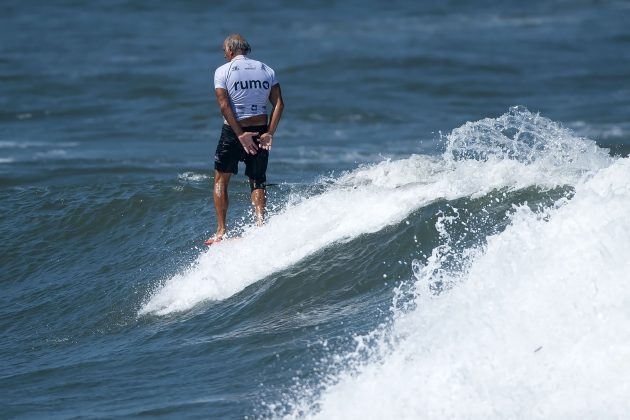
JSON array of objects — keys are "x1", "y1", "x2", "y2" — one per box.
[
  {"x1": 259, "y1": 133, "x2": 273, "y2": 151},
  {"x1": 238, "y1": 132, "x2": 259, "y2": 155}
]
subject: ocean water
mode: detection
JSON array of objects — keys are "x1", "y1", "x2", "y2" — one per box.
[{"x1": 1, "y1": 0, "x2": 629, "y2": 419}]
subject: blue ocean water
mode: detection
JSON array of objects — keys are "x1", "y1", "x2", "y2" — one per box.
[{"x1": 1, "y1": 0, "x2": 629, "y2": 418}]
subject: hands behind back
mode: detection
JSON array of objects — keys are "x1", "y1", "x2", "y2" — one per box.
[
  {"x1": 238, "y1": 132, "x2": 273, "y2": 154},
  {"x1": 259, "y1": 133, "x2": 273, "y2": 151},
  {"x1": 238, "y1": 132, "x2": 259, "y2": 155}
]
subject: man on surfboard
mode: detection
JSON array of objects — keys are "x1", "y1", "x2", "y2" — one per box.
[{"x1": 206, "y1": 34, "x2": 284, "y2": 245}]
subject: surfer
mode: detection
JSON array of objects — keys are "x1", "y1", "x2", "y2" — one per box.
[{"x1": 206, "y1": 34, "x2": 284, "y2": 245}]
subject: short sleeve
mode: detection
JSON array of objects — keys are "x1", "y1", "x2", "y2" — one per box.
[
  {"x1": 269, "y1": 67, "x2": 278, "y2": 86},
  {"x1": 214, "y1": 65, "x2": 227, "y2": 90}
]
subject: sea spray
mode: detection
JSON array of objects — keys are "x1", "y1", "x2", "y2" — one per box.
[{"x1": 444, "y1": 106, "x2": 610, "y2": 171}]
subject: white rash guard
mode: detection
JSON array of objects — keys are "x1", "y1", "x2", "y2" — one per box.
[{"x1": 214, "y1": 55, "x2": 278, "y2": 122}]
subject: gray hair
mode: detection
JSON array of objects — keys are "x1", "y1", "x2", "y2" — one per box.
[{"x1": 225, "y1": 34, "x2": 251, "y2": 55}]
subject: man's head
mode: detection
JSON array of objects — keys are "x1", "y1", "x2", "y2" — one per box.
[{"x1": 223, "y1": 34, "x2": 251, "y2": 60}]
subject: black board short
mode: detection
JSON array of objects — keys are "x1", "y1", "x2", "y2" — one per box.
[{"x1": 214, "y1": 124, "x2": 268, "y2": 190}]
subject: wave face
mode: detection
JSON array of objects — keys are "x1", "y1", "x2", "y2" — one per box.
[
  {"x1": 259, "y1": 108, "x2": 629, "y2": 419},
  {"x1": 139, "y1": 107, "x2": 611, "y2": 316}
]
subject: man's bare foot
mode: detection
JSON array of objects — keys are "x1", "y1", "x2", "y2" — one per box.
[{"x1": 204, "y1": 234, "x2": 224, "y2": 245}]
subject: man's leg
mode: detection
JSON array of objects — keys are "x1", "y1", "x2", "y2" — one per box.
[
  {"x1": 245, "y1": 139, "x2": 268, "y2": 227},
  {"x1": 250, "y1": 181, "x2": 266, "y2": 227},
  {"x1": 213, "y1": 170, "x2": 232, "y2": 238}
]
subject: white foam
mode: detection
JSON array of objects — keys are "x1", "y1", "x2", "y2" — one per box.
[
  {"x1": 290, "y1": 157, "x2": 630, "y2": 419},
  {"x1": 570, "y1": 121, "x2": 629, "y2": 140},
  {"x1": 34, "y1": 149, "x2": 69, "y2": 159},
  {"x1": 177, "y1": 172, "x2": 211, "y2": 182},
  {"x1": 0, "y1": 140, "x2": 79, "y2": 149}
]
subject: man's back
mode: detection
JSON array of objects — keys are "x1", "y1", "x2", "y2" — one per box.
[{"x1": 214, "y1": 56, "x2": 278, "y2": 121}]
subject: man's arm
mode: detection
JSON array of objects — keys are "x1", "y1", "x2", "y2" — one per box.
[
  {"x1": 259, "y1": 84, "x2": 284, "y2": 151},
  {"x1": 215, "y1": 88, "x2": 259, "y2": 155}
]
